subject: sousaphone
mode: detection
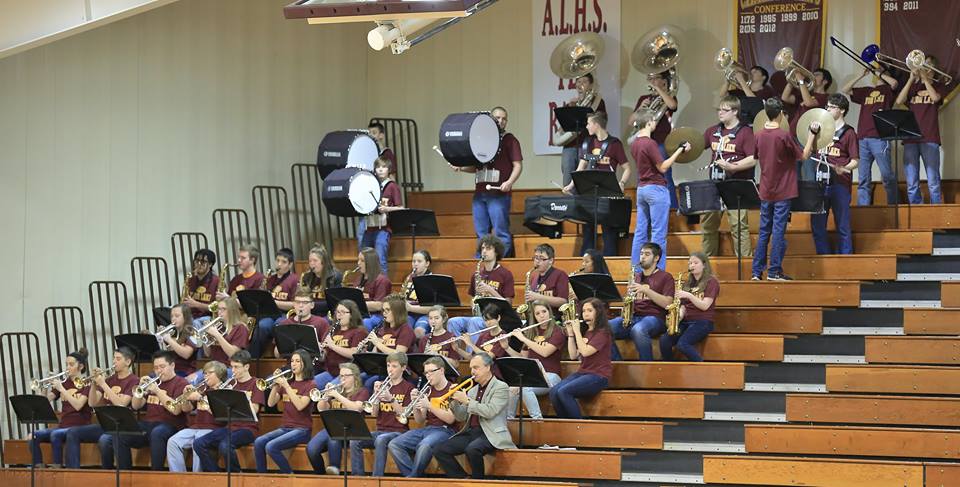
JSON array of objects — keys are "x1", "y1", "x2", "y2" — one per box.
[{"x1": 550, "y1": 31, "x2": 605, "y2": 79}]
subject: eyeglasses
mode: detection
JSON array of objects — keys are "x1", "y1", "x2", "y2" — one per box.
[
  {"x1": 533, "y1": 255, "x2": 551, "y2": 262},
  {"x1": 423, "y1": 368, "x2": 441, "y2": 375},
  {"x1": 339, "y1": 373, "x2": 354, "y2": 378}
]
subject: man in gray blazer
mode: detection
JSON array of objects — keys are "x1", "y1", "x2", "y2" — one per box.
[{"x1": 433, "y1": 352, "x2": 516, "y2": 478}]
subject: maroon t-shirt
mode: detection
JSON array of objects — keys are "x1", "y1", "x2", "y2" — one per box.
[
  {"x1": 578, "y1": 329, "x2": 612, "y2": 379},
  {"x1": 476, "y1": 330, "x2": 508, "y2": 358},
  {"x1": 904, "y1": 81, "x2": 945, "y2": 145},
  {"x1": 468, "y1": 264, "x2": 515, "y2": 301},
  {"x1": 424, "y1": 382, "x2": 454, "y2": 428},
  {"x1": 143, "y1": 375, "x2": 188, "y2": 427},
  {"x1": 278, "y1": 315, "x2": 330, "y2": 345},
  {"x1": 188, "y1": 395, "x2": 221, "y2": 430},
  {"x1": 230, "y1": 377, "x2": 265, "y2": 434},
  {"x1": 419, "y1": 331, "x2": 457, "y2": 357},
  {"x1": 525, "y1": 328, "x2": 566, "y2": 375},
  {"x1": 207, "y1": 325, "x2": 249, "y2": 363},
  {"x1": 328, "y1": 387, "x2": 369, "y2": 411},
  {"x1": 631, "y1": 136, "x2": 667, "y2": 187},
  {"x1": 172, "y1": 341, "x2": 198, "y2": 376},
  {"x1": 363, "y1": 274, "x2": 392, "y2": 302},
  {"x1": 366, "y1": 180, "x2": 403, "y2": 233},
  {"x1": 634, "y1": 95, "x2": 675, "y2": 143},
  {"x1": 788, "y1": 93, "x2": 829, "y2": 139},
  {"x1": 228, "y1": 271, "x2": 265, "y2": 295},
  {"x1": 578, "y1": 135, "x2": 628, "y2": 172},
  {"x1": 631, "y1": 269, "x2": 676, "y2": 319},
  {"x1": 755, "y1": 128, "x2": 803, "y2": 201},
  {"x1": 54, "y1": 378, "x2": 92, "y2": 427},
  {"x1": 824, "y1": 126, "x2": 860, "y2": 188},
  {"x1": 531, "y1": 267, "x2": 570, "y2": 307},
  {"x1": 704, "y1": 124, "x2": 757, "y2": 180},
  {"x1": 377, "y1": 323, "x2": 416, "y2": 351},
  {"x1": 104, "y1": 373, "x2": 139, "y2": 405},
  {"x1": 850, "y1": 85, "x2": 894, "y2": 139},
  {"x1": 265, "y1": 271, "x2": 299, "y2": 303},
  {"x1": 279, "y1": 379, "x2": 317, "y2": 430},
  {"x1": 683, "y1": 277, "x2": 721, "y2": 322},
  {"x1": 475, "y1": 132, "x2": 523, "y2": 194},
  {"x1": 377, "y1": 380, "x2": 415, "y2": 433},
  {"x1": 325, "y1": 327, "x2": 367, "y2": 375},
  {"x1": 187, "y1": 273, "x2": 219, "y2": 317}
]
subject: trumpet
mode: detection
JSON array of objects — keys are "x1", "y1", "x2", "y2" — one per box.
[
  {"x1": 90, "y1": 366, "x2": 115, "y2": 381},
  {"x1": 774, "y1": 47, "x2": 816, "y2": 89},
  {"x1": 155, "y1": 324, "x2": 178, "y2": 349},
  {"x1": 430, "y1": 376, "x2": 475, "y2": 409},
  {"x1": 256, "y1": 368, "x2": 292, "y2": 391},
  {"x1": 164, "y1": 384, "x2": 201, "y2": 413},
  {"x1": 30, "y1": 371, "x2": 68, "y2": 392},
  {"x1": 133, "y1": 375, "x2": 162, "y2": 399},
  {"x1": 310, "y1": 383, "x2": 343, "y2": 402},
  {"x1": 199, "y1": 377, "x2": 237, "y2": 409},
  {"x1": 397, "y1": 382, "x2": 432, "y2": 425},
  {"x1": 362, "y1": 378, "x2": 395, "y2": 414},
  {"x1": 192, "y1": 317, "x2": 225, "y2": 346}
]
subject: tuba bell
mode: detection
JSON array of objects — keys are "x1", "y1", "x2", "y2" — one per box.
[
  {"x1": 774, "y1": 47, "x2": 816, "y2": 89},
  {"x1": 549, "y1": 31, "x2": 605, "y2": 80},
  {"x1": 628, "y1": 26, "x2": 681, "y2": 142}
]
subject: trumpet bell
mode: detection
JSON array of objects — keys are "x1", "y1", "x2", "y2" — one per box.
[
  {"x1": 796, "y1": 108, "x2": 836, "y2": 152},
  {"x1": 664, "y1": 127, "x2": 706, "y2": 164},
  {"x1": 549, "y1": 31, "x2": 604, "y2": 79},
  {"x1": 631, "y1": 26, "x2": 681, "y2": 74}
]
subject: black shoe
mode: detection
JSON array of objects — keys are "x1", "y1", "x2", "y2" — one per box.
[
  {"x1": 751, "y1": 274, "x2": 762, "y2": 281},
  {"x1": 767, "y1": 273, "x2": 793, "y2": 281}
]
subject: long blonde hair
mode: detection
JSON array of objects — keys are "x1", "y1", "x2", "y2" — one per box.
[
  {"x1": 221, "y1": 296, "x2": 246, "y2": 334},
  {"x1": 683, "y1": 252, "x2": 715, "y2": 294}
]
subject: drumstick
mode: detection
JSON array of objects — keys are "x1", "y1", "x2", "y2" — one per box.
[
  {"x1": 550, "y1": 181, "x2": 565, "y2": 190},
  {"x1": 431, "y1": 145, "x2": 444, "y2": 157},
  {"x1": 485, "y1": 184, "x2": 503, "y2": 191}
]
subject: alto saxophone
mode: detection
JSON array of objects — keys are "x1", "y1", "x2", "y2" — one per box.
[
  {"x1": 664, "y1": 272, "x2": 686, "y2": 336},
  {"x1": 516, "y1": 267, "x2": 535, "y2": 317},
  {"x1": 208, "y1": 264, "x2": 232, "y2": 314},
  {"x1": 181, "y1": 271, "x2": 193, "y2": 302},
  {"x1": 621, "y1": 265, "x2": 641, "y2": 324},
  {"x1": 558, "y1": 266, "x2": 583, "y2": 323},
  {"x1": 471, "y1": 259, "x2": 484, "y2": 316}
]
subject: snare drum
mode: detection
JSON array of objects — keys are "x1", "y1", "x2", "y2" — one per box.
[
  {"x1": 316, "y1": 130, "x2": 380, "y2": 180},
  {"x1": 322, "y1": 168, "x2": 382, "y2": 217},
  {"x1": 438, "y1": 112, "x2": 501, "y2": 167},
  {"x1": 678, "y1": 181, "x2": 723, "y2": 215},
  {"x1": 791, "y1": 181, "x2": 827, "y2": 214}
]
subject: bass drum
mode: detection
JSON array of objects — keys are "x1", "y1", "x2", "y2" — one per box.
[
  {"x1": 322, "y1": 168, "x2": 382, "y2": 217},
  {"x1": 316, "y1": 130, "x2": 380, "y2": 180},
  {"x1": 678, "y1": 181, "x2": 723, "y2": 215},
  {"x1": 438, "y1": 112, "x2": 501, "y2": 167}
]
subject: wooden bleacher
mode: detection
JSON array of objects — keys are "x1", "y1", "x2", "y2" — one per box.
[
  {"x1": 702, "y1": 455, "x2": 926, "y2": 486},
  {"x1": 785, "y1": 394, "x2": 960, "y2": 427},
  {"x1": 826, "y1": 364, "x2": 960, "y2": 395},
  {"x1": 743, "y1": 424, "x2": 960, "y2": 459}
]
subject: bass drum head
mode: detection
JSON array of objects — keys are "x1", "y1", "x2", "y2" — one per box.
[
  {"x1": 438, "y1": 112, "x2": 501, "y2": 167},
  {"x1": 322, "y1": 168, "x2": 382, "y2": 217},
  {"x1": 316, "y1": 131, "x2": 380, "y2": 180},
  {"x1": 678, "y1": 181, "x2": 723, "y2": 215}
]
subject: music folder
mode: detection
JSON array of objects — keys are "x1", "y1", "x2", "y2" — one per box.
[
  {"x1": 273, "y1": 324, "x2": 321, "y2": 358},
  {"x1": 325, "y1": 287, "x2": 370, "y2": 318},
  {"x1": 412, "y1": 274, "x2": 461, "y2": 307},
  {"x1": 236, "y1": 289, "x2": 283, "y2": 320},
  {"x1": 114, "y1": 333, "x2": 161, "y2": 362},
  {"x1": 554, "y1": 106, "x2": 593, "y2": 133},
  {"x1": 569, "y1": 273, "x2": 622, "y2": 302},
  {"x1": 352, "y1": 352, "x2": 389, "y2": 378}
]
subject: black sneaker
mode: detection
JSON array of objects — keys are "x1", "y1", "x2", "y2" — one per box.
[
  {"x1": 767, "y1": 273, "x2": 793, "y2": 281},
  {"x1": 751, "y1": 274, "x2": 762, "y2": 281}
]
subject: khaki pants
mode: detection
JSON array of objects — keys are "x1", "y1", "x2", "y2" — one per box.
[{"x1": 701, "y1": 209, "x2": 751, "y2": 257}]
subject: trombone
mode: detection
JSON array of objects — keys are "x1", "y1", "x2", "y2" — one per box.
[
  {"x1": 256, "y1": 368, "x2": 292, "y2": 391},
  {"x1": 30, "y1": 371, "x2": 68, "y2": 392},
  {"x1": 133, "y1": 375, "x2": 162, "y2": 399},
  {"x1": 774, "y1": 47, "x2": 816, "y2": 89},
  {"x1": 192, "y1": 317, "x2": 225, "y2": 346}
]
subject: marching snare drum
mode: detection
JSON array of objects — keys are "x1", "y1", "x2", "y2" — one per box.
[
  {"x1": 322, "y1": 168, "x2": 382, "y2": 217},
  {"x1": 678, "y1": 181, "x2": 723, "y2": 215},
  {"x1": 316, "y1": 130, "x2": 380, "y2": 180},
  {"x1": 438, "y1": 112, "x2": 501, "y2": 167}
]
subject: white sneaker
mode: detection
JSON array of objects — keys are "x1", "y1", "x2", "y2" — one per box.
[{"x1": 326, "y1": 466, "x2": 340, "y2": 475}]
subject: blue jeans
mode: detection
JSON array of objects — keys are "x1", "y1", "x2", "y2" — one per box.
[
  {"x1": 561, "y1": 146, "x2": 579, "y2": 187},
  {"x1": 610, "y1": 315, "x2": 666, "y2": 361},
  {"x1": 631, "y1": 185, "x2": 670, "y2": 271},
  {"x1": 811, "y1": 184, "x2": 853, "y2": 254},
  {"x1": 658, "y1": 144, "x2": 678, "y2": 209},
  {"x1": 351, "y1": 430, "x2": 402, "y2": 476},
  {"x1": 363, "y1": 312, "x2": 385, "y2": 332},
  {"x1": 250, "y1": 315, "x2": 282, "y2": 358},
  {"x1": 857, "y1": 138, "x2": 897, "y2": 205},
  {"x1": 99, "y1": 421, "x2": 177, "y2": 470},
  {"x1": 255, "y1": 427, "x2": 310, "y2": 473},
  {"x1": 306, "y1": 428, "x2": 346, "y2": 473},
  {"x1": 193, "y1": 427, "x2": 255, "y2": 472},
  {"x1": 661, "y1": 320, "x2": 714, "y2": 361},
  {"x1": 903, "y1": 142, "x2": 942, "y2": 204},
  {"x1": 29, "y1": 427, "x2": 69, "y2": 466},
  {"x1": 62, "y1": 423, "x2": 105, "y2": 468},
  {"x1": 387, "y1": 425, "x2": 454, "y2": 477},
  {"x1": 447, "y1": 316, "x2": 484, "y2": 340},
  {"x1": 507, "y1": 371, "x2": 561, "y2": 419},
  {"x1": 472, "y1": 192, "x2": 513, "y2": 257},
  {"x1": 166, "y1": 428, "x2": 212, "y2": 472},
  {"x1": 548, "y1": 372, "x2": 608, "y2": 419},
  {"x1": 361, "y1": 228, "x2": 391, "y2": 274},
  {"x1": 752, "y1": 200, "x2": 791, "y2": 277}
]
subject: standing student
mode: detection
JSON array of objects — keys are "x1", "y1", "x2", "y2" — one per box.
[
  {"x1": 368, "y1": 121, "x2": 398, "y2": 178},
  {"x1": 557, "y1": 72, "x2": 606, "y2": 186},
  {"x1": 28, "y1": 349, "x2": 91, "y2": 468},
  {"x1": 549, "y1": 298, "x2": 612, "y2": 419},
  {"x1": 660, "y1": 253, "x2": 721, "y2": 361},
  {"x1": 359, "y1": 157, "x2": 405, "y2": 272},
  {"x1": 254, "y1": 349, "x2": 317, "y2": 474},
  {"x1": 842, "y1": 67, "x2": 898, "y2": 205},
  {"x1": 895, "y1": 55, "x2": 946, "y2": 204},
  {"x1": 308, "y1": 362, "x2": 370, "y2": 475},
  {"x1": 629, "y1": 70, "x2": 680, "y2": 208},
  {"x1": 782, "y1": 67, "x2": 832, "y2": 181}
]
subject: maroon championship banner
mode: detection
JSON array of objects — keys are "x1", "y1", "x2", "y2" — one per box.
[
  {"x1": 735, "y1": 0, "x2": 825, "y2": 80},
  {"x1": 880, "y1": 0, "x2": 960, "y2": 103}
]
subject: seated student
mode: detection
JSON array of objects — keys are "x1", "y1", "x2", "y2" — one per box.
[
  {"x1": 181, "y1": 249, "x2": 220, "y2": 327},
  {"x1": 417, "y1": 305, "x2": 466, "y2": 362},
  {"x1": 254, "y1": 349, "x2": 317, "y2": 474},
  {"x1": 402, "y1": 250, "x2": 435, "y2": 338},
  {"x1": 550, "y1": 297, "x2": 612, "y2": 419},
  {"x1": 29, "y1": 349, "x2": 92, "y2": 468},
  {"x1": 350, "y1": 247, "x2": 391, "y2": 332},
  {"x1": 358, "y1": 157, "x2": 405, "y2": 273},
  {"x1": 201, "y1": 296, "x2": 250, "y2": 364},
  {"x1": 660, "y1": 252, "x2": 721, "y2": 362},
  {"x1": 273, "y1": 286, "x2": 331, "y2": 358},
  {"x1": 166, "y1": 361, "x2": 228, "y2": 472},
  {"x1": 301, "y1": 244, "x2": 343, "y2": 317},
  {"x1": 580, "y1": 248, "x2": 610, "y2": 275},
  {"x1": 252, "y1": 248, "x2": 300, "y2": 357},
  {"x1": 347, "y1": 352, "x2": 414, "y2": 477},
  {"x1": 314, "y1": 300, "x2": 368, "y2": 391},
  {"x1": 458, "y1": 303, "x2": 511, "y2": 364},
  {"x1": 101, "y1": 350, "x2": 188, "y2": 470},
  {"x1": 505, "y1": 301, "x2": 564, "y2": 419},
  {"x1": 307, "y1": 362, "x2": 370, "y2": 475},
  {"x1": 217, "y1": 245, "x2": 265, "y2": 300},
  {"x1": 608, "y1": 242, "x2": 674, "y2": 361},
  {"x1": 91, "y1": 348, "x2": 139, "y2": 468},
  {"x1": 161, "y1": 304, "x2": 199, "y2": 381},
  {"x1": 520, "y1": 244, "x2": 570, "y2": 318},
  {"x1": 192, "y1": 350, "x2": 265, "y2": 472},
  {"x1": 447, "y1": 235, "x2": 515, "y2": 339},
  {"x1": 362, "y1": 295, "x2": 416, "y2": 391}
]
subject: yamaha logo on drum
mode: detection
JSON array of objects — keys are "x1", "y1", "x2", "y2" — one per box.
[
  {"x1": 445, "y1": 131, "x2": 463, "y2": 137},
  {"x1": 549, "y1": 203, "x2": 568, "y2": 211},
  {"x1": 323, "y1": 151, "x2": 342, "y2": 158},
  {"x1": 329, "y1": 185, "x2": 343, "y2": 192}
]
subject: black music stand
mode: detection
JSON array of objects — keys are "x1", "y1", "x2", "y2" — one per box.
[
  {"x1": 152, "y1": 307, "x2": 172, "y2": 328},
  {"x1": 207, "y1": 389, "x2": 256, "y2": 487},
  {"x1": 408, "y1": 353, "x2": 461, "y2": 381},
  {"x1": 274, "y1": 324, "x2": 321, "y2": 358},
  {"x1": 352, "y1": 352, "x2": 389, "y2": 379},
  {"x1": 92, "y1": 405, "x2": 140, "y2": 487},
  {"x1": 874, "y1": 109, "x2": 922, "y2": 228},
  {"x1": 237, "y1": 289, "x2": 282, "y2": 320},
  {"x1": 412, "y1": 274, "x2": 462, "y2": 307},
  {"x1": 569, "y1": 273, "x2": 622, "y2": 302},
  {"x1": 554, "y1": 106, "x2": 593, "y2": 136},
  {"x1": 390, "y1": 209, "x2": 439, "y2": 252},
  {"x1": 326, "y1": 287, "x2": 370, "y2": 318},
  {"x1": 9, "y1": 395, "x2": 57, "y2": 487},
  {"x1": 716, "y1": 180, "x2": 762, "y2": 280},
  {"x1": 572, "y1": 170, "x2": 623, "y2": 253},
  {"x1": 115, "y1": 334, "x2": 160, "y2": 377},
  {"x1": 495, "y1": 357, "x2": 548, "y2": 449},
  {"x1": 320, "y1": 409, "x2": 372, "y2": 487}
]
